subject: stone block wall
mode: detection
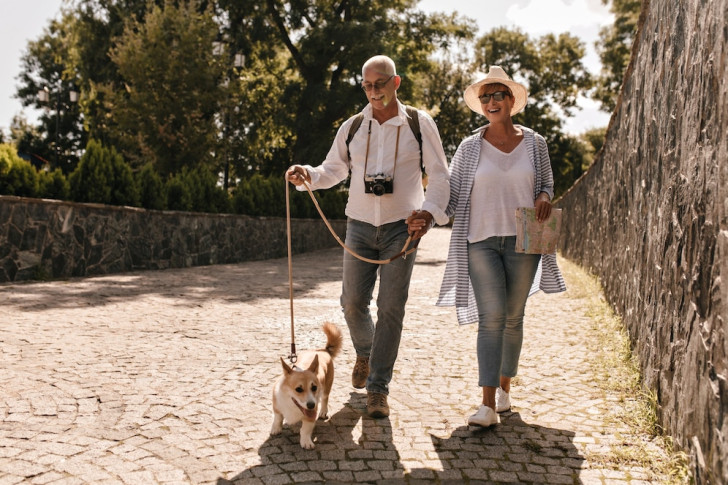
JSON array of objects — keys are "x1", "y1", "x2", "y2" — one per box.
[
  {"x1": 556, "y1": 0, "x2": 727, "y2": 482},
  {"x1": 0, "y1": 195, "x2": 346, "y2": 283}
]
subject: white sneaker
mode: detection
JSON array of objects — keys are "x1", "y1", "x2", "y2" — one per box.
[
  {"x1": 467, "y1": 405, "x2": 500, "y2": 427},
  {"x1": 495, "y1": 388, "x2": 511, "y2": 413}
]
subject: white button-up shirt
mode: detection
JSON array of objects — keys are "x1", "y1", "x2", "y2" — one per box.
[{"x1": 299, "y1": 101, "x2": 450, "y2": 227}]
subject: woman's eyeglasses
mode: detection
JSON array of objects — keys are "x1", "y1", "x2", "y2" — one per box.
[
  {"x1": 478, "y1": 91, "x2": 510, "y2": 103},
  {"x1": 362, "y1": 74, "x2": 395, "y2": 92}
]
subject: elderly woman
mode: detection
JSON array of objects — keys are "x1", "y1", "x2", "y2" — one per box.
[{"x1": 437, "y1": 66, "x2": 566, "y2": 427}]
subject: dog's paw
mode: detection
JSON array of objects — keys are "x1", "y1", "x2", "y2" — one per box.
[
  {"x1": 300, "y1": 437, "x2": 315, "y2": 449},
  {"x1": 270, "y1": 424, "x2": 282, "y2": 435},
  {"x1": 318, "y1": 411, "x2": 328, "y2": 420}
]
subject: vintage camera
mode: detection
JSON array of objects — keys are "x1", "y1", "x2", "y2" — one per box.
[{"x1": 363, "y1": 174, "x2": 393, "y2": 196}]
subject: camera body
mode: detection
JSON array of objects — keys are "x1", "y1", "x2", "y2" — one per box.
[{"x1": 364, "y1": 174, "x2": 394, "y2": 196}]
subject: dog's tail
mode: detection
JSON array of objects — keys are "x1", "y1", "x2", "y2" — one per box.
[{"x1": 321, "y1": 322, "x2": 343, "y2": 358}]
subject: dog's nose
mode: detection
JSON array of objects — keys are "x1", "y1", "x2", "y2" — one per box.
[{"x1": 307, "y1": 402, "x2": 315, "y2": 410}]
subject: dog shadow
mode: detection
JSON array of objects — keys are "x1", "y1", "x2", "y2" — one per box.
[{"x1": 218, "y1": 391, "x2": 406, "y2": 484}]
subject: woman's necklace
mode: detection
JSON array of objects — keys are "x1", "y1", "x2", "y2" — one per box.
[
  {"x1": 485, "y1": 131, "x2": 508, "y2": 146},
  {"x1": 485, "y1": 127, "x2": 519, "y2": 146}
]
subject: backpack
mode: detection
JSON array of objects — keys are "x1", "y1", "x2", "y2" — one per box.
[{"x1": 345, "y1": 105, "x2": 424, "y2": 173}]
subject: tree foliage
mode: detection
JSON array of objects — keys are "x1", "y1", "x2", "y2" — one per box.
[
  {"x1": 15, "y1": 12, "x2": 86, "y2": 173},
  {"x1": 0, "y1": 144, "x2": 39, "y2": 197},
  {"x1": 69, "y1": 138, "x2": 139, "y2": 206},
  {"x1": 593, "y1": 0, "x2": 642, "y2": 112},
  {"x1": 10, "y1": 0, "x2": 622, "y2": 205},
  {"x1": 106, "y1": 0, "x2": 224, "y2": 176}
]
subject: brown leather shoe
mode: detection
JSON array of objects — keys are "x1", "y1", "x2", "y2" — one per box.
[
  {"x1": 367, "y1": 392, "x2": 389, "y2": 418},
  {"x1": 352, "y1": 355, "x2": 369, "y2": 389}
]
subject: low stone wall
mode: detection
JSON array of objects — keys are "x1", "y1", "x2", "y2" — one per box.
[
  {"x1": 0, "y1": 195, "x2": 347, "y2": 283},
  {"x1": 556, "y1": 0, "x2": 727, "y2": 482}
]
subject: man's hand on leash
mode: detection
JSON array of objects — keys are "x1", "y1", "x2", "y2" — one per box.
[
  {"x1": 286, "y1": 165, "x2": 311, "y2": 186},
  {"x1": 406, "y1": 210, "x2": 433, "y2": 240}
]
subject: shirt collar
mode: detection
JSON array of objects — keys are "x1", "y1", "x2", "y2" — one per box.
[{"x1": 363, "y1": 100, "x2": 407, "y2": 126}]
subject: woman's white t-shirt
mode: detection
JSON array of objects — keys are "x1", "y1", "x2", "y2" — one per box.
[{"x1": 468, "y1": 138, "x2": 534, "y2": 243}]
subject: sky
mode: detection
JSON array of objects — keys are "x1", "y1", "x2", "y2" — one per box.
[{"x1": 0, "y1": 0, "x2": 614, "y2": 137}]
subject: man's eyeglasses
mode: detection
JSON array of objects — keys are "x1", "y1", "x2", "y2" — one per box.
[
  {"x1": 362, "y1": 74, "x2": 395, "y2": 92},
  {"x1": 478, "y1": 91, "x2": 510, "y2": 103}
]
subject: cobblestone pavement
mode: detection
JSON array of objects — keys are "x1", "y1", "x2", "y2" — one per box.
[{"x1": 1, "y1": 227, "x2": 669, "y2": 484}]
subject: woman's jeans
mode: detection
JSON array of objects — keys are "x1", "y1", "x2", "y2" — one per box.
[
  {"x1": 468, "y1": 236, "x2": 540, "y2": 388},
  {"x1": 341, "y1": 218, "x2": 416, "y2": 395}
]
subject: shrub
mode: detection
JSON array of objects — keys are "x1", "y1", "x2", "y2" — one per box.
[
  {"x1": 0, "y1": 143, "x2": 39, "y2": 197},
  {"x1": 232, "y1": 178, "x2": 254, "y2": 215},
  {"x1": 69, "y1": 139, "x2": 139, "y2": 206},
  {"x1": 110, "y1": 150, "x2": 139, "y2": 207},
  {"x1": 137, "y1": 163, "x2": 165, "y2": 210},
  {"x1": 164, "y1": 166, "x2": 230, "y2": 213},
  {"x1": 165, "y1": 172, "x2": 192, "y2": 211},
  {"x1": 185, "y1": 166, "x2": 230, "y2": 213},
  {"x1": 38, "y1": 168, "x2": 70, "y2": 200},
  {"x1": 232, "y1": 174, "x2": 346, "y2": 219}
]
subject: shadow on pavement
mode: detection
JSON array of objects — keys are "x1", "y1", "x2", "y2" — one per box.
[
  {"x1": 417, "y1": 411, "x2": 585, "y2": 482},
  {"x1": 2, "y1": 247, "x2": 344, "y2": 312},
  {"x1": 218, "y1": 392, "x2": 584, "y2": 484},
  {"x1": 219, "y1": 392, "x2": 408, "y2": 484}
]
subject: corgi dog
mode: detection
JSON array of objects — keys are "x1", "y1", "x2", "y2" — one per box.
[{"x1": 270, "y1": 322, "x2": 342, "y2": 449}]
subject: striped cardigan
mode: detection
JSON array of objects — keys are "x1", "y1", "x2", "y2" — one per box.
[{"x1": 436, "y1": 125, "x2": 567, "y2": 325}]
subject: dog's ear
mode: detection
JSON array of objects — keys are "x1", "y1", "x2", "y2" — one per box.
[
  {"x1": 280, "y1": 357, "x2": 293, "y2": 374},
  {"x1": 307, "y1": 354, "x2": 319, "y2": 373}
]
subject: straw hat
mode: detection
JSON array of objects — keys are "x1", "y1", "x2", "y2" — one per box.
[{"x1": 463, "y1": 66, "x2": 528, "y2": 116}]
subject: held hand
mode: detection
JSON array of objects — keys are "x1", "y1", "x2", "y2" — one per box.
[
  {"x1": 534, "y1": 193, "x2": 552, "y2": 222},
  {"x1": 405, "y1": 210, "x2": 433, "y2": 240},
  {"x1": 286, "y1": 165, "x2": 310, "y2": 186}
]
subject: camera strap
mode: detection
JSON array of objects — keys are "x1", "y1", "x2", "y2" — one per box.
[
  {"x1": 347, "y1": 105, "x2": 422, "y2": 173},
  {"x1": 363, "y1": 121, "x2": 401, "y2": 181}
]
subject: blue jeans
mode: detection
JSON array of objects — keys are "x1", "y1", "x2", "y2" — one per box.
[
  {"x1": 468, "y1": 236, "x2": 540, "y2": 388},
  {"x1": 340, "y1": 218, "x2": 417, "y2": 395}
]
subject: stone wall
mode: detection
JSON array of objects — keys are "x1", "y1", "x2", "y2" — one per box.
[
  {"x1": 556, "y1": 0, "x2": 727, "y2": 482},
  {"x1": 0, "y1": 195, "x2": 347, "y2": 283}
]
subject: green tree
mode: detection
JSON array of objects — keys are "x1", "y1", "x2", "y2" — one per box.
[
  {"x1": 38, "y1": 168, "x2": 71, "y2": 200},
  {"x1": 69, "y1": 138, "x2": 138, "y2": 205},
  {"x1": 593, "y1": 0, "x2": 642, "y2": 112},
  {"x1": 581, "y1": 126, "x2": 608, "y2": 159},
  {"x1": 15, "y1": 12, "x2": 85, "y2": 173},
  {"x1": 137, "y1": 163, "x2": 166, "y2": 210},
  {"x1": 0, "y1": 144, "x2": 39, "y2": 197},
  {"x1": 106, "y1": 0, "x2": 224, "y2": 176},
  {"x1": 222, "y1": 0, "x2": 474, "y2": 173},
  {"x1": 69, "y1": 0, "x2": 160, "y2": 145},
  {"x1": 165, "y1": 172, "x2": 192, "y2": 211},
  {"x1": 413, "y1": 48, "x2": 478, "y2": 158}
]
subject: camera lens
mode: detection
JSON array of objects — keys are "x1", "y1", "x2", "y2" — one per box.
[{"x1": 372, "y1": 183, "x2": 385, "y2": 196}]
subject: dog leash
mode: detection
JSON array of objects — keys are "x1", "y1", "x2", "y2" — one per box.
[
  {"x1": 298, "y1": 179, "x2": 419, "y2": 264},
  {"x1": 284, "y1": 174, "x2": 420, "y2": 364}
]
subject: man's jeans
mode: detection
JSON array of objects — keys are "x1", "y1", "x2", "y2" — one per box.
[
  {"x1": 468, "y1": 236, "x2": 540, "y2": 388},
  {"x1": 340, "y1": 218, "x2": 416, "y2": 395}
]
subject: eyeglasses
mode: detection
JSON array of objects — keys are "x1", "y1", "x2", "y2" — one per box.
[
  {"x1": 362, "y1": 74, "x2": 395, "y2": 92},
  {"x1": 478, "y1": 91, "x2": 510, "y2": 103}
]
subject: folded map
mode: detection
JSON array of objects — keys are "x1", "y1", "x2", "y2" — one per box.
[{"x1": 515, "y1": 207, "x2": 563, "y2": 254}]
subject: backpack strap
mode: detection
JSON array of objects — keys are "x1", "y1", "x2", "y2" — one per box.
[
  {"x1": 345, "y1": 113, "x2": 365, "y2": 162},
  {"x1": 404, "y1": 105, "x2": 424, "y2": 173},
  {"x1": 345, "y1": 106, "x2": 424, "y2": 173}
]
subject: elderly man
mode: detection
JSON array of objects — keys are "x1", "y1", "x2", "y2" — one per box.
[{"x1": 286, "y1": 55, "x2": 450, "y2": 418}]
